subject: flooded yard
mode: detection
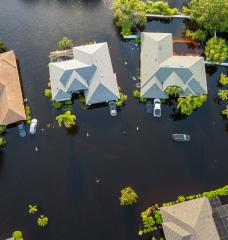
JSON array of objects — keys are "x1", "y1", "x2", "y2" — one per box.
[{"x1": 0, "y1": 0, "x2": 227, "y2": 239}]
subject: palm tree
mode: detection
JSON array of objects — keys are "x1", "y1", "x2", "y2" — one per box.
[
  {"x1": 56, "y1": 111, "x2": 76, "y2": 128},
  {"x1": 37, "y1": 215, "x2": 48, "y2": 227},
  {"x1": 218, "y1": 89, "x2": 228, "y2": 100},
  {"x1": 192, "y1": 95, "x2": 207, "y2": 109},
  {"x1": 177, "y1": 96, "x2": 193, "y2": 116},
  {"x1": 28, "y1": 204, "x2": 38, "y2": 214},
  {"x1": 222, "y1": 106, "x2": 228, "y2": 118},
  {"x1": 219, "y1": 73, "x2": 228, "y2": 86},
  {"x1": 165, "y1": 86, "x2": 183, "y2": 97}
]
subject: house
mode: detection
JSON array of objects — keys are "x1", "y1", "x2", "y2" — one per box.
[
  {"x1": 160, "y1": 197, "x2": 223, "y2": 240},
  {"x1": 140, "y1": 32, "x2": 208, "y2": 99},
  {"x1": 49, "y1": 42, "x2": 120, "y2": 105},
  {"x1": 0, "y1": 51, "x2": 26, "y2": 125}
]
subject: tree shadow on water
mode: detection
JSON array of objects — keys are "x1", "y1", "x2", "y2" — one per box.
[{"x1": 66, "y1": 125, "x2": 80, "y2": 136}]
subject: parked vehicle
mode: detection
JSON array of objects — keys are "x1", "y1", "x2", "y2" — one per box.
[
  {"x1": 146, "y1": 100, "x2": 152, "y2": 113},
  {"x1": 172, "y1": 134, "x2": 190, "y2": 142},
  {"x1": 109, "y1": 101, "x2": 117, "y2": 116},
  {"x1": 18, "y1": 122, "x2": 26, "y2": 137},
  {"x1": 153, "y1": 98, "x2": 161, "y2": 117},
  {"x1": 29, "y1": 119, "x2": 38, "y2": 135}
]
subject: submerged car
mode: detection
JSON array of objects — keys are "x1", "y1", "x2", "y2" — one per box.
[
  {"x1": 29, "y1": 119, "x2": 38, "y2": 135},
  {"x1": 18, "y1": 122, "x2": 26, "y2": 137},
  {"x1": 153, "y1": 98, "x2": 161, "y2": 117},
  {"x1": 146, "y1": 101, "x2": 152, "y2": 113},
  {"x1": 172, "y1": 134, "x2": 190, "y2": 142},
  {"x1": 109, "y1": 101, "x2": 117, "y2": 116}
]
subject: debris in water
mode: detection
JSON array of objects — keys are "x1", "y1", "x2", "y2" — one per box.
[
  {"x1": 35, "y1": 147, "x2": 38, "y2": 152},
  {"x1": 96, "y1": 178, "x2": 100, "y2": 183},
  {"x1": 86, "y1": 133, "x2": 90, "y2": 137},
  {"x1": 135, "y1": 43, "x2": 138, "y2": 47},
  {"x1": 132, "y1": 48, "x2": 134, "y2": 50},
  {"x1": 122, "y1": 130, "x2": 127, "y2": 135},
  {"x1": 41, "y1": 128, "x2": 44, "y2": 131},
  {"x1": 136, "y1": 126, "x2": 139, "y2": 131},
  {"x1": 125, "y1": 61, "x2": 128, "y2": 65},
  {"x1": 132, "y1": 76, "x2": 136, "y2": 81}
]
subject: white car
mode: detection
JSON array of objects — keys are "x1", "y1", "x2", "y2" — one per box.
[
  {"x1": 29, "y1": 119, "x2": 38, "y2": 135},
  {"x1": 153, "y1": 98, "x2": 161, "y2": 117},
  {"x1": 109, "y1": 101, "x2": 117, "y2": 116}
]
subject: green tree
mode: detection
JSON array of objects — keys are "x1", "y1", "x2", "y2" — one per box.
[
  {"x1": 52, "y1": 100, "x2": 63, "y2": 109},
  {"x1": 165, "y1": 86, "x2": 183, "y2": 97},
  {"x1": 0, "y1": 137, "x2": 6, "y2": 147},
  {"x1": 44, "y1": 88, "x2": 52, "y2": 98},
  {"x1": 185, "y1": 29, "x2": 207, "y2": 42},
  {"x1": 58, "y1": 37, "x2": 73, "y2": 50},
  {"x1": 0, "y1": 39, "x2": 6, "y2": 53},
  {"x1": 12, "y1": 230, "x2": 23, "y2": 240},
  {"x1": 119, "y1": 186, "x2": 138, "y2": 206},
  {"x1": 0, "y1": 125, "x2": 6, "y2": 135},
  {"x1": 222, "y1": 106, "x2": 228, "y2": 118},
  {"x1": 112, "y1": 0, "x2": 147, "y2": 36},
  {"x1": 37, "y1": 215, "x2": 48, "y2": 227},
  {"x1": 28, "y1": 204, "x2": 38, "y2": 214},
  {"x1": 56, "y1": 111, "x2": 76, "y2": 128},
  {"x1": 146, "y1": 0, "x2": 178, "y2": 15},
  {"x1": 187, "y1": 0, "x2": 228, "y2": 35},
  {"x1": 218, "y1": 89, "x2": 228, "y2": 100},
  {"x1": 205, "y1": 37, "x2": 228, "y2": 64},
  {"x1": 219, "y1": 74, "x2": 228, "y2": 86}
]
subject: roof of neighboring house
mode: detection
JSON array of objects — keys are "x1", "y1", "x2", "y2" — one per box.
[
  {"x1": 161, "y1": 197, "x2": 220, "y2": 240},
  {"x1": 0, "y1": 51, "x2": 26, "y2": 125},
  {"x1": 140, "y1": 32, "x2": 207, "y2": 99},
  {"x1": 49, "y1": 42, "x2": 120, "y2": 105}
]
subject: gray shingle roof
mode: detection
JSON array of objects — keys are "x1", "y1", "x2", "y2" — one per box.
[
  {"x1": 140, "y1": 32, "x2": 208, "y2": 99},
  {"x1": 49, "y1": 42, "x2": 119, "y2": 105}
]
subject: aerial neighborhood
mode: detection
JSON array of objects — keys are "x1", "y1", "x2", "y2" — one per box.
[{"x1": 0, "y1": 0, "x2": 227, "y2": 239}]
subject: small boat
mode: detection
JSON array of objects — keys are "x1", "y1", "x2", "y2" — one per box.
[{"x1": 172, "y1": 134, "x2": 190, "y2": 142}]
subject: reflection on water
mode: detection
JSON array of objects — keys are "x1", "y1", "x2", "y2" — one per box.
[{"x1": 0, "y1": 0, "x2": 227, "y2": 240}]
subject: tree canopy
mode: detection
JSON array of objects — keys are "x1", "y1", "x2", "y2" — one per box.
[
  {"x1": 205, "y1": 37, "x2": 228, "y2": 64},
  {"x1": 112, "y1": 0, "x2": 147, "y2": 36},
  {"x1": 188, "y1": 0, "x2": 228, "y2": 34},
  {"x1": 58, "y1": 37, "x2": 73, "y2": 50},
  {"x1": 119, "y1": 186, "x2": 138, "y2": 206}
]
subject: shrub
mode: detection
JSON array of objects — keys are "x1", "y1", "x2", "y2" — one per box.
[
  {"x1": 44, "y1": 88, "x2": 52, "y2": 98},
  {"x1": 205, "y1": 37, "x2": 228, "y2": 64},
  {"x1": 116, "y1": 92, "x2": 128, "y2": 107},
  {"x1": 133, "y1": 89, "x2": 140, "y2": 98},
  {"x1": 165, "y1": 86, "x2": 183, "y2": 97},
  {"x1": 112, "y1": 0, "x2": 147, "y2": 36},
  {"x1": 79, "y1": 95, "x2": 86, "y2": 104},
  {"x1": 218, "y1": 89, "x2": 228, "y2": 100},
  {"x1": 219, "y1": 74, "x2": 228, "y2": 86},
  {"x1": 135, "y1": 36, "x2": 141, "y2": 44},
  {"x1": 0, "y1": 125, "x2": 6, "y2": 135},
  {"x1": 146, "y1": 0, "x2": 178, "y2": 15},
  {"x1": 58, "y1": 37, "x2": 73, "y2": 50},
  {"x1": 119, "y1": 187, "x2": 138, "y2": 206},
  {"x1": 0, "y1": 137, "x2": 6, "y2": 147},
  {"x1": 0, "y1": 39, "x2": 6, "y2": 53},
  {"x1": 177, "y1": 95, "x2": 207, "y2": 116},
  {"x1": 12, "y1": 230, "x2": 23, "y2": 240},
  {"x1": 185, "y1": 29, "x2": 207, "y2": 42},
  {"x1": 25, "y1": 104, "x2": 32, "y2": 124},
  {"x1": 222, "y1": 106, "x2": 228, "y2": 118},
  {"x1": 52, "y1": 101, "x2": 63, "y2": 110},
  {"x1": 37, "y1": 215, "x2": 48, "y2": 227},
  {"x1": 64, "y1": 99, "x2": 73, "y2": 105},
  {"x1": 140, "y1": 208, "x2": 156, "y2": 235},
  {"x1": 139, "y1": 97, "x2": 147, "y2": 103}
]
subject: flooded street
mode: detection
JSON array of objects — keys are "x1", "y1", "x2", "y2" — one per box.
[{"x1": 0, "y1": 0, "x2": 227, "y2": 239}]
